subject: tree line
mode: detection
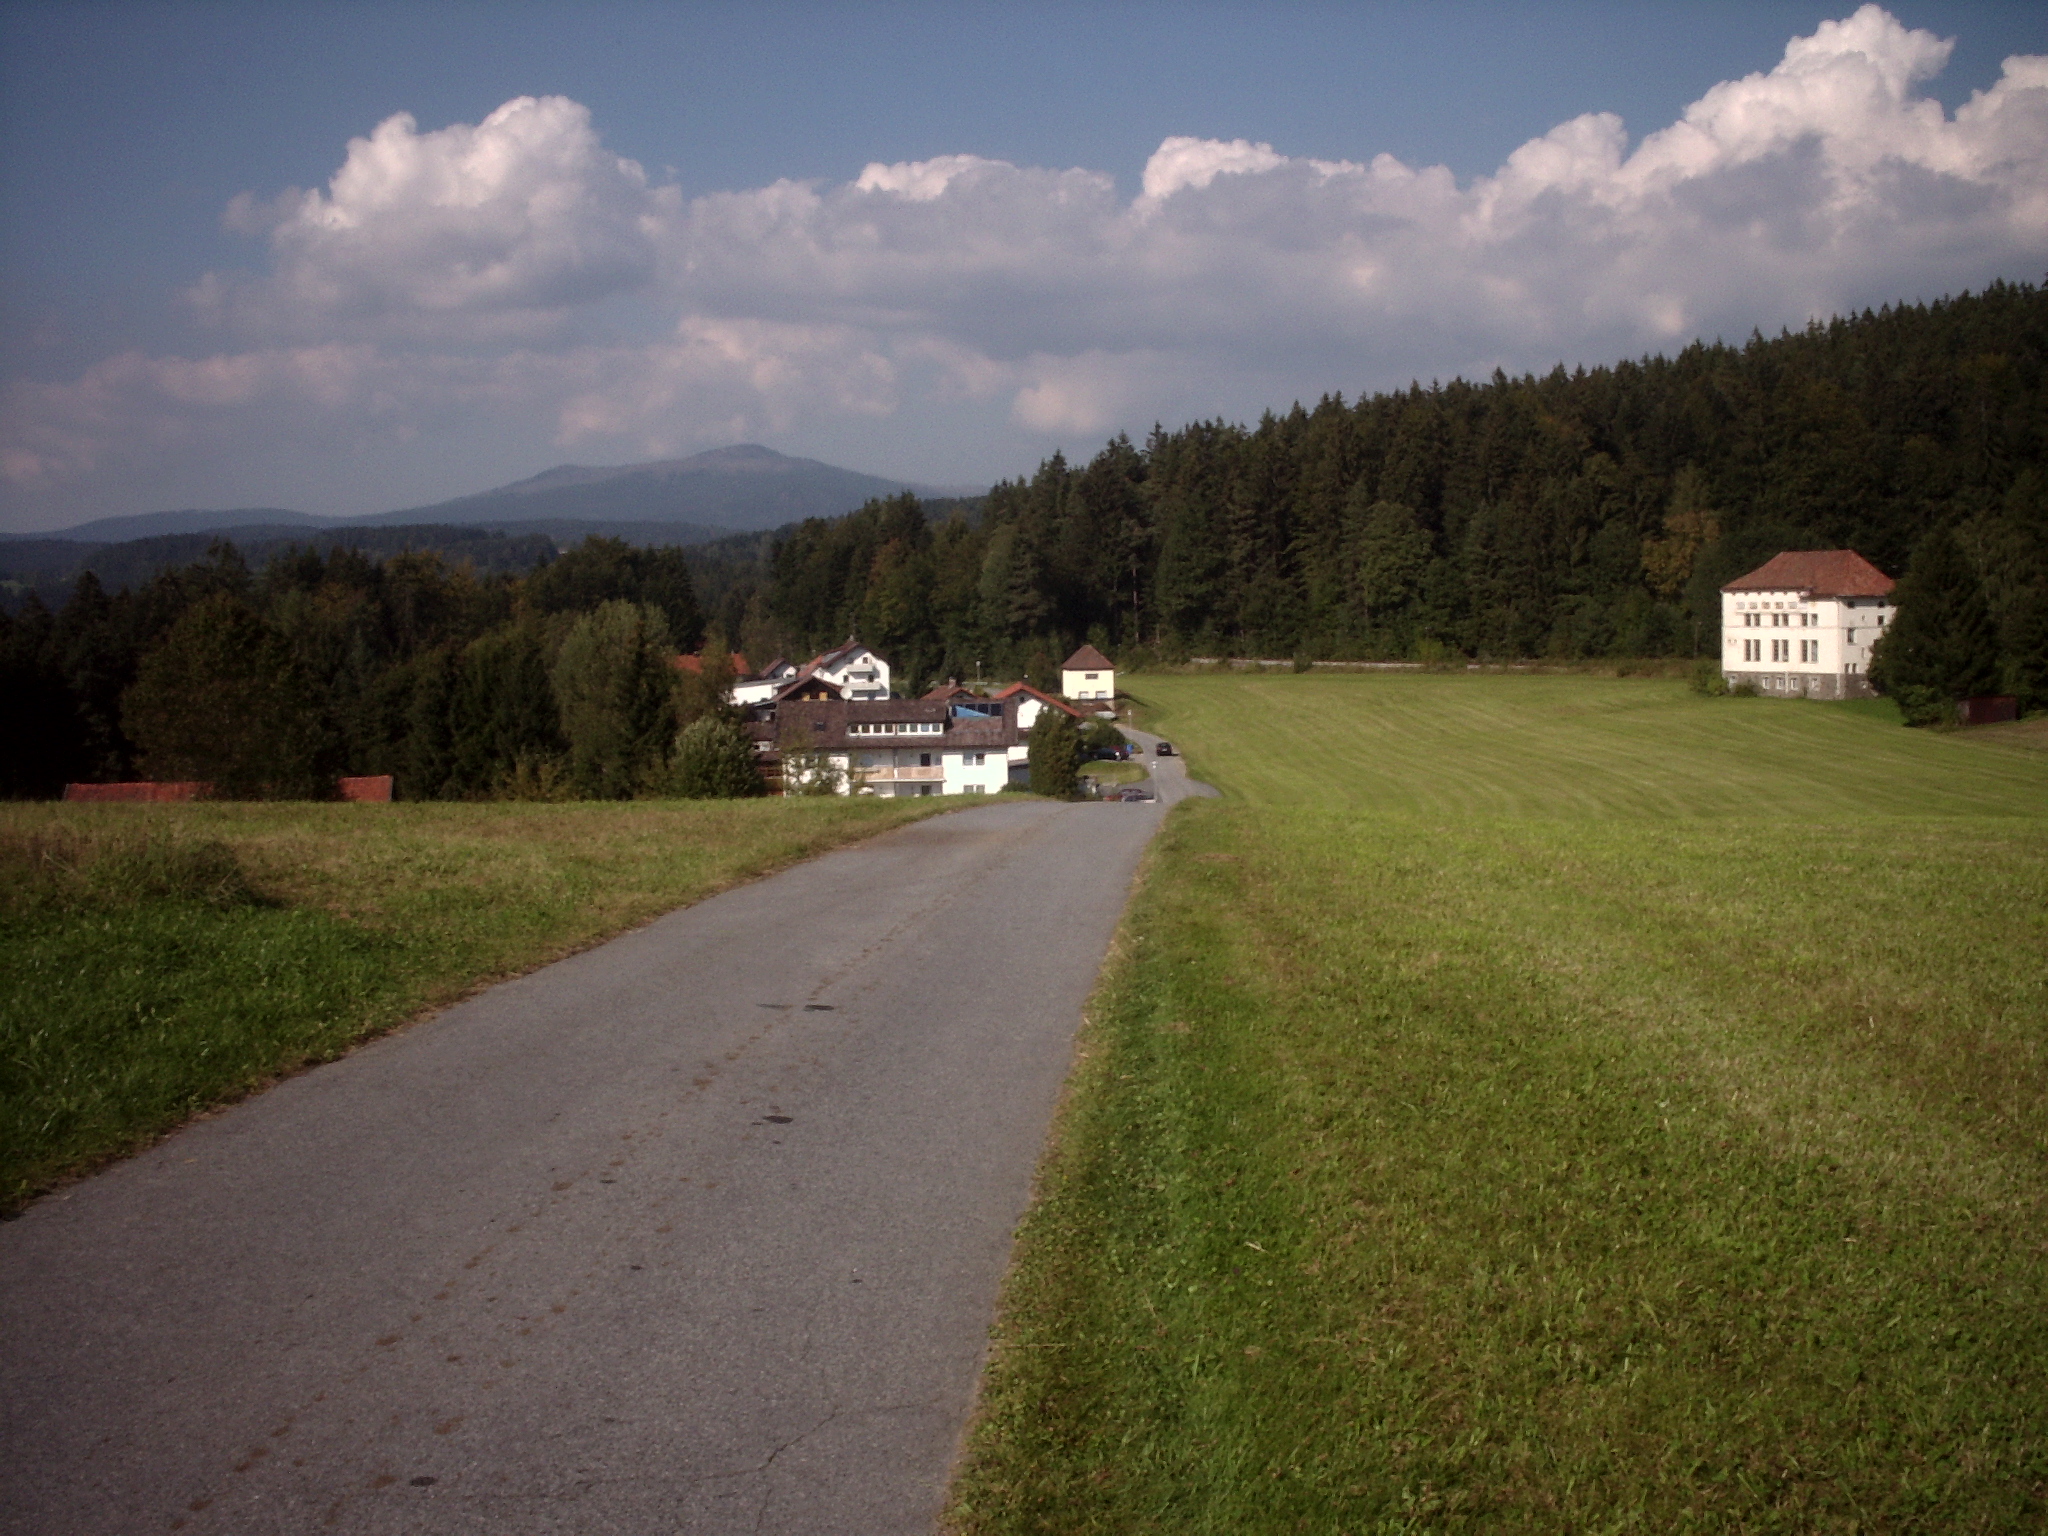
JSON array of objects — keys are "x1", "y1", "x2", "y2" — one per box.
[
  {"x1": 0, "y1": 536, "x2": 756, "y2": 800},
  {"x1": 710, "y1": 280, "x2": 2045, "y2": 708}
]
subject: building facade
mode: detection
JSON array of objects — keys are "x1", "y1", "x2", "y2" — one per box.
[
  {"x1": 747, "y1": 695, "x2": 1032, "y2": 797},
  {"x1": 1060, "y1": 644, "x2": 1116, "y2": 703},
  {"x1": 1720, "y1": 550, "x2": 1896, "y2": 699}
]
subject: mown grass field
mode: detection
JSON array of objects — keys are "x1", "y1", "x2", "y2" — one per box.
[
  {"x1": 0, "y1": 795, "x2": 952, "y2": 1212},
  {"x1": 950, "y1": 674, "x2": 2048, "y2": 1534}
]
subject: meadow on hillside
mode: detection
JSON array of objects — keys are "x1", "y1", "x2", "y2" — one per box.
[{"x1": 951, "y1": 673, "x2": 2047, "y2": 1535}]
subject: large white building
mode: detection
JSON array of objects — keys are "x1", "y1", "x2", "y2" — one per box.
[
  {"x1": 748, "y1": 694, "x2": 1033, "y2": 796},
  {"x1": 1721, "y1": 550, "x2": 1896, "y2": 699}
]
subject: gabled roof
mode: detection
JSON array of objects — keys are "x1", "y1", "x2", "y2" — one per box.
[
  {"x1": 810, "y1": 637, "x2": 878, "y2": 672},
  {"x1": 993, "y1": 681, "x2": 1085, "y2": 718},
  {"x1": 1723, "y1": 550, "x2": 1894, "y2": 598},
  {"x1": 772, "y1": 673, "x2": 845, "y2": 703},
  {"x1": 922, "y1": 682, "x2": 978, "y2": 701},
  {"x1": 1062, "y1": 644, "x2": 1114, "y2": 671}
]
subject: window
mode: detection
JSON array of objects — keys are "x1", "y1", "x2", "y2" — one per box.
[
  {"x1": 1800, "y1": 639, "x2": 1818, "y2": 663},
  {"x1": 1771, "y1": 638, "x2": 1789, "y2": 662},
  {"x1": 1742, "y1": 639, "x2": 1760, "y2": 661},
  {"x1": 962, "y1": 751, "x2": 986, "y2": 766},
  {"x1": 964, "y1": 784, "x2": 986, "y2": 794}
]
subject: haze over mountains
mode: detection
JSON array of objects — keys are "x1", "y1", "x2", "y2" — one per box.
[{"x1": 11, "y1": 446, "x2": 965, "y2": 547}]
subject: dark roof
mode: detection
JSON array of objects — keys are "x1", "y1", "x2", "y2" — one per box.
[
  {"x1": 922, "y1": 682, "x2": 977, "y2": 701},
  {"x1": 846, "y1": 700, "x2": 947, "y2": 724},
  {"x1": 756, "y1": 696, "x2": 1022, "y2": 751},
  {"x1": 1723, "y1": 550, "x2": 1894, "y2": 598},
  {"x1": 1063, "y1": 644, "x2": 1114, "y2": 671}
]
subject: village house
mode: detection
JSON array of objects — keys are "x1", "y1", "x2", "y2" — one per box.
[
  {"x1": 1060, "y1": 644, "x2": 1116, "y2": 703},
  {"x1": 748, "y1": 693, "x2": 1030, "y2": 796},
  {"x1": 1720, "y1": 550, "x2": 1896, "y2": 699},
  {"x1": 990, "y1": 681, "x2": 1087, "y2": 733},
  {"x1": 730, "y1": 638, "x2": 890, "y2": 706},
  {"x1": 731, "y1": 644, "x2": 1097, "y2": 795}
]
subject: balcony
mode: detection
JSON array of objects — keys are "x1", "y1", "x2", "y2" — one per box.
[{"x1": 859, "y1": 765, "x2": 944, "y2": 782}]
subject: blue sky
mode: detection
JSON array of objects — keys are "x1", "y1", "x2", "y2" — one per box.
[{"x1": 2, "y1": 1, "x2": 2043, "y2": 530}]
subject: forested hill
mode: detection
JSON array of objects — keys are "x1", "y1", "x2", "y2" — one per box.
[{"x1": 730, "y1": 280, "x2": 2047, "y2": 691}]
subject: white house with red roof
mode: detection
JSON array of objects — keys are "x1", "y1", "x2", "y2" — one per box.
[
  {"x1": 1721, "y1": 550, "x2": 1896, "y2": 699},
  {"x1": 1060, "y1": 644, "x2": 1116, "y2": 702},
  {"x1": 991, "y1": 681, "x2": 1086, "y2": 734}
]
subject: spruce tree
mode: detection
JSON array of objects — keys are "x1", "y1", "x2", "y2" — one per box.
[
  {"x1": 121, "y1": 595, "x2": 331, "y2": 798},
  {"x1": 1027, "y1": 708, "x2": 1080, "y2": 797},
  {"x1": 1868, "y1": 526, "x2": 2000, "y2": 726},
  {"x1": 550, "y1": 600, "x2": 675, "y2": 798}
]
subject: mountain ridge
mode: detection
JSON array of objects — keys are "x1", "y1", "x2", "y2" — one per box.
[{"x1": 9, "y1": 446, "x2": 976, "y2": 544}]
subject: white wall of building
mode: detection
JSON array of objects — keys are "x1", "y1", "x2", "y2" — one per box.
[
  {"x1": 1721, "y1": 590, "x2": 1894, "y2": 697},
  {"x1": 818, "y1": 647, "x2": 890, "y2": 700},
  {"x1": 1061, "y1": 664, "x2": 1115, "y2": 701}
]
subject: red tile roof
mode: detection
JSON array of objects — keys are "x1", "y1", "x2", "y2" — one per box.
[
  {"x1": 672, "y1": 651, "x2": 750, "y2": 676},
  {"x1": 1722, "y1": 550, "x2": 1894, "y2": 598},
  {"x1": 1062, "y1": 644, "x2": 1114, "y2": 671},
  {"x1": 992, "y1": 682, "x2": 1085, "y2": 718}
]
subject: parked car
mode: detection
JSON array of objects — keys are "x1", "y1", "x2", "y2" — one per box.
[{"x1": 1154, "y1": 741, "x2": 1175, "y2": 756}]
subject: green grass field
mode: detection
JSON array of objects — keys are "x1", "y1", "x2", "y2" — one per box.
[
  {"x1": 950, "y1": 674, "x2": 2048, "y2": 1534},
  {"x1": 0, "y1": 796, "x2": 951, "y2": 1212}
]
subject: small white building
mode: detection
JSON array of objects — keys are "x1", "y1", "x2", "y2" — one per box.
[
  {"x1": 992, "y1": 682, "x2": 1087, "y2": 735},
  {"x1": 1061, "y1": 644, "x2": 1116, "y2": 702},
  {"x1": 1721, "y1": 550, "x2": 1896, "y2": 699}
]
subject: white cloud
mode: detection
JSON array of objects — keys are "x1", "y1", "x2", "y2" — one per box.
[
  {"x1": 214, "y1": 95, "x2": 666, "y2": 331},
  {"x1": 6, "y1": 6, "x2": 2045, "y2": 527}
]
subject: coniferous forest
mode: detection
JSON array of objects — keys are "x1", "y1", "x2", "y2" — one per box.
[
  {"x1": 724, "y1": 279, "x2": 2047, "y2": 701},
  {"x1": 5, "y1": 280, "x2": 2045, "y2": 800}
]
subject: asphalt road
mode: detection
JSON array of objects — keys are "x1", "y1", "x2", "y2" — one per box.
[{"x1": 0, "y1": 748, "x2": 1213, "y2": 1536}]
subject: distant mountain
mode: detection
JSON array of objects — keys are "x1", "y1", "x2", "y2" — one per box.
[
  {"x1": 0, "y1": 525, "x2": 560, "y2": 610},
  {"x1": 12, "y1": 446, "x2": 967, "y2": 546},
  {"x1": 358, "y1": 445, "x2": 957, "y2": 534},
  {"x1": 5, "y1": 508, "x2": 329, "y2": 543}
]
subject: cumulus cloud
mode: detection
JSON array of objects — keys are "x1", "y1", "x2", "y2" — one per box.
[
  {"x1": 7, "y1": 6, "x2": 2046, "y2": 525},
  {"x1": 210, "y1": 95, "x2": 668, "y2": 331}
]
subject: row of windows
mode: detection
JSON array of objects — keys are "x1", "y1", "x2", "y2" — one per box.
[
  {"x1": 853, "y1": 750, "x2": 993, "y2": 766},
  {"x1": 848, "y1": 721, "x2": 943, "y2": 735},
  {"x1": 1738, "y1": 611, "x2": 1817, "y2": 628},
  {"x1": 1738, "y1": 639, "x2": 1823, "y2": 663}
]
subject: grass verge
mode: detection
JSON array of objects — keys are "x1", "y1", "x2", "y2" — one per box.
[
  {"x1": 1, "y1": 796, "x2": 952, "y2": 1212},
  {"x1": 949, "y1": 673, "x2": 2048, "y2": 1533}
]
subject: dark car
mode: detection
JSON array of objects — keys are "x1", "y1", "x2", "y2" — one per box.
[{"x1": 1154, "y1": 741, "x2": 1175, "y2": 756}]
